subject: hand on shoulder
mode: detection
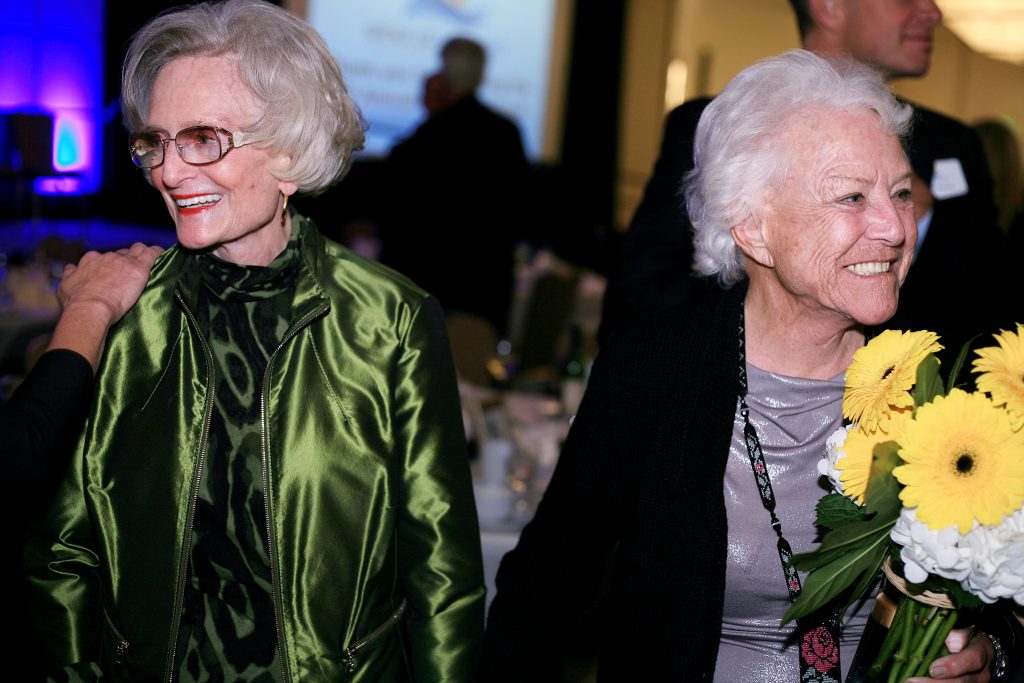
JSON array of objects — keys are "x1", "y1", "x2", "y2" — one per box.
[
  {"x1": 50, "y1": 243, "x2": 164, "y2": 370},
  {"x1": 57, "y1": 242, "x2": 164, "y2": 326}
]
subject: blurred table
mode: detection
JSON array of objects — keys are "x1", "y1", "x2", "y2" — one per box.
[
  {"x1": 471, "y1": 389, "x2": 571, "y2": 614},
  {"x1": 0, "y1": 218, "x2": 175, "y2": 377},
  {"x1": 0, "y1": 264, "x2": 61, "y2": 375}
]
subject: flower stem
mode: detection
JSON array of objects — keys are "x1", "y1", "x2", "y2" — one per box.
[
  {"x1": 896, "y1": 605, "x2": 941, "y2": 680},
  {"x1": 867, "y1": 597, "x2": 910, "y2": 678},
  {"x1": 888, "y1": 599, "x2": 919, "y2": 683},
  {"x1": 911, "y1": 609, "x2": 957, "y2": 678}
]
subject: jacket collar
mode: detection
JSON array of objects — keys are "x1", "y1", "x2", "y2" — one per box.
[
  {"x1": 171, "y1": 211, "x2": 331, "y2": 325},
  {"x1": 290, "y1": 211, "x2": 333, "y2": 324}
]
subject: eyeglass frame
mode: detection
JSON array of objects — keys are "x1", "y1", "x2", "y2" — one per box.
[{"x1": 128, "y1": 125, "x2": 256, "y2": 169}]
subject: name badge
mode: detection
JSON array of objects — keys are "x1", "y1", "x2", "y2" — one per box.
[{"x1": 931, "y1": 158, "x2": 969, "y2": 200}]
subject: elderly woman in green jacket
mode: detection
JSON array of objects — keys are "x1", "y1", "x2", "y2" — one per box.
[{"x1": 26, "y1": 1, "x2": 484, "y2": 680}]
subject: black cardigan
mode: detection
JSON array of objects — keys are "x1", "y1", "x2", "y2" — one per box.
[{"x1": 482, "y1": 283, "x2": 746, "y2": 681}]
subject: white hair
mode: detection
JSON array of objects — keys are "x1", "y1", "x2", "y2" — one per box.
[
  {"x1": 685, "y1": 49, "x2": 913, "y2": 285},
  {"x1": 122, "y1": 0, "x2": 365, "y2": 195}
]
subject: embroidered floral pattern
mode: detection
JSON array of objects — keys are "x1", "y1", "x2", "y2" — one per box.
[{"x1": 801, "y1": 625, "x2": 839, "y2": 674}]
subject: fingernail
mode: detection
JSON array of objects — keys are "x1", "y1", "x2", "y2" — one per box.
[{"x1": 929, "y1": 664, "x2": 946, "y2": 677}]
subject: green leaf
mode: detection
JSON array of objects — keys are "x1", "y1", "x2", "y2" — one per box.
[
  {"x1": 784, "y1": 444, "x2": 903, "y2": 625},
  {"x1": 862, "y1": 441, "x2": 902, "y2": 521},
  {"x1": 939, "y1": 580, "x2": 983, "y2": 611},
  {"x1": 793, "y1": 510, "x2": 894, "y2": 568},
  {"x1": 946, "y1": 336, "x2": 980, "y2": 393},
  {"x1": 815, "y1": 493, "x2": 869, "y2": 529},
  {"x1": 783, "y1": 519, "x2": 891, "y2": 624},
  {"x1": 839, "y1": 548, "x2": 887, "y2": 620},
  {"x1": 912, "y1": 354, "x2": 944, "y2": 407},
  {"x1": 796, "y1": 443, "x2": 900, "y2": 569}
]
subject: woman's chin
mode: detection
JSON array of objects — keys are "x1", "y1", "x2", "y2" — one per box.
[
  {"x1": 175, "y1": 231, "x2": 218, "y2": 254},
  {"x1": 852, "y1": 304, "x2": 898, "y2": 328},
  {"x1": 841, "y1": 278, "x2": 901, "y2": 327}
]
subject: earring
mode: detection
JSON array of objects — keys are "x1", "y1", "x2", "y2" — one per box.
[{"x1": 281, "y1": 194, "x2": 289, "y2": 227}]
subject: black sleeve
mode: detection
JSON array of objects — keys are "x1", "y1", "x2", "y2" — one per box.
[
  {"x1": 1, "y1": 349, "x2": 93, "y2": 486},
  {"x1": 598, "y1": 97, "x2": 713, "y2": 342}
]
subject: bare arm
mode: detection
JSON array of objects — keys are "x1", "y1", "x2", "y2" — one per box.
[{"x1": 49, "y1": 243, "x2": 163, "y2": 371}]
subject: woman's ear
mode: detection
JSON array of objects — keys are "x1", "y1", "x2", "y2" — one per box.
[
  {"x1": 731, "y1": 213, "x2": 775, "y2": 269},
  {"x1": 271, "y1": 152, "x2": 298, "y2": 197}
]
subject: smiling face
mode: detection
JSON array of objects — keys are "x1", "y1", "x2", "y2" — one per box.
[
  {"x1": 743, "y1": 106, "x2": 915, "y2": 328},
  {"x1": 840, "y1": 0, "x2": 942, "y2": 79},
  {"x1": 144, "y1": 55, "x2": 296, "y2": 265}
]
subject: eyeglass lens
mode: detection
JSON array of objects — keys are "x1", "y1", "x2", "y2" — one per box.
[{"x1": 130, "y1": 126, "x2": 225, "y2": 169}]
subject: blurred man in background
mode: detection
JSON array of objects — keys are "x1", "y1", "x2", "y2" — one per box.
[{"x1": 382, "y1": 37, "x2": 529, "y2": 336}]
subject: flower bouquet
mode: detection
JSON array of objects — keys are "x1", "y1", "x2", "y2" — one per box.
[{"x1": 782, "y1": 326, "x2": 1024, "y2": 682}]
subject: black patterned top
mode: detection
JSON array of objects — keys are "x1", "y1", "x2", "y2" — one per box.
[{"x1": 176, "y1": 232, "x2": 300, "y2": 682}]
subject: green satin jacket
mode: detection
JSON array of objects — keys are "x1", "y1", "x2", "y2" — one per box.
[{"x1": 27, "y1": 216, "x2": 485, "y2": 682}]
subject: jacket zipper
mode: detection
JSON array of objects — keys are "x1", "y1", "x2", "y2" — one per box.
[
  {"x1": 165, "y1": 293, "x2": 217, "y2": 682},
  {"x1": 343, "y1": 600, "x2": 408, "y2": 674},
  {"x1": 260, "y1": 303, "x2": 330, "y2": 683},
  {"x1": 103, "y1": 608, "x2": 130, "y2": 665}
]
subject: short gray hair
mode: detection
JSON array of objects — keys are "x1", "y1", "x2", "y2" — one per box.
[
  {"x1": 685, "y1": 49, "x2": 913, "y2": 285},
  {"x1": 122, "y1": 0, "x2": 365, "y2": 195},
  {"x1": 441, "y1": 37, "x2": 486, "y2": 95}
]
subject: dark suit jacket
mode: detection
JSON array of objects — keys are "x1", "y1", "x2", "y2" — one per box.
[
  {"x1": 381, "y1": 95, "x2": 529, "y2": 334},
  {"x1": 482, "y1": 283, "x2": 745, "y2": 681},
  {"x1": 600, "y1": 97, "x2": 1011, "y2": 354},
  {"x1": 888, "y1": 104, "x2": 1011, "y2": 354}
]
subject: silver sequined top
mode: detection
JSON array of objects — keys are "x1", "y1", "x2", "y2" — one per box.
[{"x1": 713, "y1": 364, "x2": 873, "y2": 682}]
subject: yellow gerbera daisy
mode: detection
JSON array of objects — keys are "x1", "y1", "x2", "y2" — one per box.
[
  {"x1": 843, "y1": 329, "x2": 942, "y2": 432},
  {"x1": 836, "y1": 411, "x2": 911, "y2": 505},
  {"x1": 893, "y1": 389, "x2": 1024, "y2": 533},
  {"x1": 973, "y1": 323, "x2": 1024, "y2": 431}
]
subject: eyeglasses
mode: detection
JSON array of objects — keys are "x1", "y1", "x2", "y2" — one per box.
[{"x1": 128, "y1": 125, "x2": 254, "y2": 169}]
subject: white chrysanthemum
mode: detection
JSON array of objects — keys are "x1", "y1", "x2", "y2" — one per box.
[
  {"x1": 959, "y1": 508, "x2": 1024, "y2": 605},
  {"x1": 890, "y1": 508, "x2": 972, "y2": 584},
  {"x1": 817, "y1": 425, "x2": 854, "y2": 496}
]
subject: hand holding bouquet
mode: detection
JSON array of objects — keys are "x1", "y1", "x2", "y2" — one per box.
[{"x1": 785, "y1": 327, "x2": 1024, "y2": 682}]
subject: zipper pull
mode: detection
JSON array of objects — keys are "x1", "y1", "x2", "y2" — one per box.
[
  {"x1": 344, "y1": 649, "x2": 357, "y2": 674},
  {"x1": 114, "y1": 639, "x2": 129, "y2": 664}
]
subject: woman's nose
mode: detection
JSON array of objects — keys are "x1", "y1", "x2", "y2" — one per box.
[
  {"x1": 868, "y1": 197, "x2": 912, "y2": 245},
  {"x1": 156, "y1": 141, "x2": 195, "y2": 187}
]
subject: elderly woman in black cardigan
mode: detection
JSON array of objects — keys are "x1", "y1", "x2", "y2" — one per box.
[{"x1": 481, "y1": 50, "x2": 1001, "y2": 682}]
